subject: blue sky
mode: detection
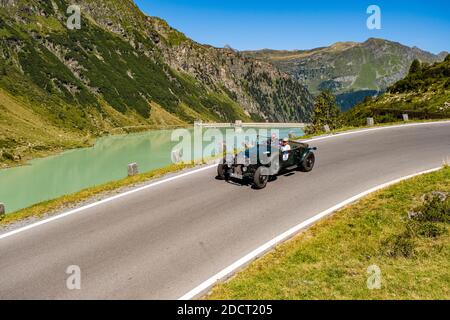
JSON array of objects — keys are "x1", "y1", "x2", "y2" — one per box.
[{"x1": 135, "y1": 0, "x2": 450, "y2": 54}]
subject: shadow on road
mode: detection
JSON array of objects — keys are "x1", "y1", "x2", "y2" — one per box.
[{"x1": 214, "y1": 168, "x2": 300, "y2": 189}]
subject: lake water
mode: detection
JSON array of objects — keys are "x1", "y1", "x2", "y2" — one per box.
[{"x1": 0, "y1": 127, "x2": 303, "y2": 213}]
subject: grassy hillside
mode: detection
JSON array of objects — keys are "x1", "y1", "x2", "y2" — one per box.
[
  {"x1": 0, "y1": 0, "x2": 313, "y2": 166},
  {"x1": 208, "y1": 167, "x2": 450, "y2": 300},
  {"x1": 0, "y1": 0, "x2": 210, "y2": 165},
  {"x1": 344, "y1": 56, "x2": 450, "y2": 126}
]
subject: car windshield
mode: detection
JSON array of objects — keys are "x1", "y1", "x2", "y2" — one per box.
[{"x1": 240, "y1": 144, "x2": 279, "y2": 158}]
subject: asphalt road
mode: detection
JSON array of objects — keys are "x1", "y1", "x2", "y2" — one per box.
[{"x1": 1, "y1": 122, "x2": 449, "y2": 300}]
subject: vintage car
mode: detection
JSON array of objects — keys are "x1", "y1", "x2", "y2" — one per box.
[{"x1": 217, "y1": 138, "x2": 317, "y2": 189}]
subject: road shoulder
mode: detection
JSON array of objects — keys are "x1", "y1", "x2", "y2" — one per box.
[{"x1": 206, "y1": 167, "x2": 450, "y2": 300}]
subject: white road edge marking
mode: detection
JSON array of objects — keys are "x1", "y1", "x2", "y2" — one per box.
[
  {"x1": 0, "y1": 120, "x2": 448, "y2": 241},
  {"x1": 0, "y1": 164, "x2": 217, "y2": 240},
  {"x1": 302, "y1": 120, "x2": 450, "y2": 143},
  {"x1": 178, "y1": 166, "x2": 444, "y2": 300}
]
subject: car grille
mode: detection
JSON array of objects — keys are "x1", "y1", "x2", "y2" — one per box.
[{"x1": 234, "y1": 165, "x2": 243, "y2": 176}]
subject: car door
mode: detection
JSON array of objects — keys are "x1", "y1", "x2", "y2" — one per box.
[{"x1": 280, "y1": 145, "x2": 295, "y2": 168}]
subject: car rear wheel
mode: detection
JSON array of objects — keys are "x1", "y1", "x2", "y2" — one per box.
[
  {"x1": 299, "y1": 153, "x2": 315, "y2": 172},
  {"x1": 253, "y1": 167, "x2": 269, "y2": 189}
]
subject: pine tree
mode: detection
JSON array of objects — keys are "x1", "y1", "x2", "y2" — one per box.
[
  {"x1": 307, "y1": 90, "x2": 342, "y2": 133},
  {"x1": 409, "y1": 59, "x2": 422, "y2": 74}
]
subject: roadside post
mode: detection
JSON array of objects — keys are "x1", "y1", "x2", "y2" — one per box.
[
  {"x1": 194, "y1": 120, "x2": 203, "y2": 165},
  {"x1": 172, "y1": 150, "x2": 182, "y2": 164},
  {"x1": 128, "y1": 163, "x2": 139, "y2": 176},
  {"x1": 367, "y1": 118, "x2": 375, "y2": 127},
  {"x1": 235, "y1": 120, "x2": 243, "y2": 133},
  {"x1": 323, "y1": 124, "x2": 331, "y2": 133},
  {"x1": 0, "y1": 203, "x2": 5, "y2": 218},
  {"x1": 402, "y1": 114, "x2": 409, "y2": 121},
  {"x1": 194, "y1": 120, "x2": 203, "y2": 128}
]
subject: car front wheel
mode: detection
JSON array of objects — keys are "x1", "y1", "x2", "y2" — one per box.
[
  {"x1": 217, "y1": 164, "x2": 229, "y2": 180},
  {"x1": 299, "y1": 153, "x2": 315, "y2": 172},
  {"x1": 253, "y1": 167, "x2": 269, "y2": 189}
]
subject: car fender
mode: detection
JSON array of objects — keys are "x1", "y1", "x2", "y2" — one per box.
[{"x1": 300, "y1": 147, "x2": 317, "y2": 162}]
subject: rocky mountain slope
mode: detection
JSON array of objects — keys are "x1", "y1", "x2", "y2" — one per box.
[
  {"x1": 244, "y1": 39, "x2": 447, "y2": 110},
  {"x1": 0, "y1": 0, "x2": 313, "y2": 165}
]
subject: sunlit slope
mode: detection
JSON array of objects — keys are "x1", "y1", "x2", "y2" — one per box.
[
  {"x1": 344, "y1": 56, "x2": 450, "y2": 125},
  {"x1": 0, "y1": 0, "x2": 313, "y2": 164}
]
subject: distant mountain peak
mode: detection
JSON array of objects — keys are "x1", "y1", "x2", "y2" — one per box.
[
  {"x1": 242, "y1": 38, "x2": 446, "y2": 110},
  {"x1": 438, "y1": 51, "x2": 450, "y2": 59},
  {"x1": 329, "y1": 41, "x2": 359, "y2": 51}
]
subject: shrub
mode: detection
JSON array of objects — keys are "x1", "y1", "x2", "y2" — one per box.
[
  {"x1": 382, "y1": 230, "x2": 416, "y2": 258},
  {"x1": 412, "y1": 193, "x2": 449, "y2": 223},
  {"x1": 416, "y1": 222, "x2": 447, "y2": 238},
  {"x1": 1, "y1": 151, "x2": 14, "y2": 161},
  {"x1": 382, "y1": 192, "x2": 449, "y2": 258}
]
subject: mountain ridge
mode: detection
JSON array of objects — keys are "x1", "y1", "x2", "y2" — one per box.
[{"x1": 243, "y1": 38, "x2": 446, "y2": 110}]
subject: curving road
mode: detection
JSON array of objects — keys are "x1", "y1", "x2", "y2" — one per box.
[{"x1": 0, "y1": 122, "x2": 449, "y2": 299}]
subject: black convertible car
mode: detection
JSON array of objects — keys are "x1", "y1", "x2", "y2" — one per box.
[{"x1": 217, "y1": 138, "x2": 317, "y2": 189}]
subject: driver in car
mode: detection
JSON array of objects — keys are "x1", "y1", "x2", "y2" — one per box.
[{"x1": 281, "y1": 137, "x2": 291, "y2": 161}]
